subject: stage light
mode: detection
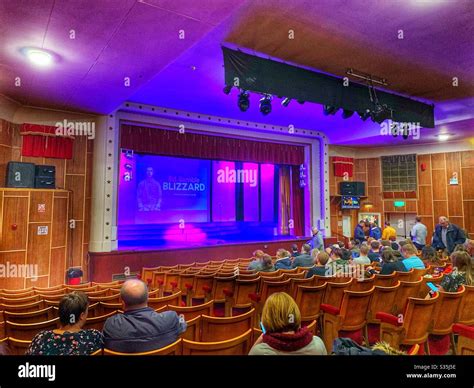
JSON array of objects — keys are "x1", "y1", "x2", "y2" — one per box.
[
  {"x1": 370, "y1": 104, "x2": 393, "y2": 124},
  {"x1": 281, "y1": 97, "x2": 291, "y2": 107},
  {"x1": 259, "y1": 95, "x2": 272, "y2": 115},
  {"x1": 323, "y1": 105, "x2": 339, "y2": 115},
  {"x1": 342, "y1": 109, "x2": 354, "y2": 119},
  {"x1": 358, "y1": 110, "x2": 371, "y2": 121},
  {"x1": 23, "y1": 48, "x2": 53, "y2": 67},
  {"x1": 237, "y1": 91, "x2": 250, "y2": 112},
  {"x1": 223, "y1": 85, "x2": 232, "y2": 95}
]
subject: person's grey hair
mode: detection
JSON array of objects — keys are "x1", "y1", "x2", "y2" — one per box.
[{"x1": 120, "y1": 279, "x2": 148, "y2": 307}]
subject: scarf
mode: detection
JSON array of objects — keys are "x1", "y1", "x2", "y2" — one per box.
[{"x1": 262, "y1": 327, "x2": 313, "y2": 352}]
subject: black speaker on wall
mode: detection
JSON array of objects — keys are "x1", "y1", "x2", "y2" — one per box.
[
  {"x1": 6, "y1": 162, "x2": 35, "y2": 188},
  {"x1": 35, "y1": 165, "x2": 56, "y2": 189},
  {"x1": 340, "y1": 181, "x2": 365, "y2": 196}
]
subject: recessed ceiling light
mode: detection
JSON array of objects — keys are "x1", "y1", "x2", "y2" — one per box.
[
  {"x1": 22, "y1": 48, "x2": 53, "y2": 67},
  {"x1": 438, "y1": 134, "x2": 450, "y2": 141}
]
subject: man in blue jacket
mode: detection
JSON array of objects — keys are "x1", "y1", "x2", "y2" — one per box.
[
  {"x1": 432, "y1": 216, "x2": 466, "y2": 254},
  {"x1": 354, "y1": 220, "x2": 366, "y2": 244},
  {"x1": 307, "y1": 227, "x2": 324, "y2": 251},
  {"x1": 369, "y1": 222, "x2": 382, "y2": 240}
]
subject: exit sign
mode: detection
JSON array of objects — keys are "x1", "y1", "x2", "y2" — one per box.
[{"x1": 394, "y1": 201, "x2": 405, "y2": 207}]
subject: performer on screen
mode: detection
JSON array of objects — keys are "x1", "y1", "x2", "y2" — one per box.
[{"x1": 137, "y1": 167, "x2": 162, "y2": 211}]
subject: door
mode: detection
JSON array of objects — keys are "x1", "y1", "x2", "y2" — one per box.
[
  {"x1": 342, "y1": 216, "x2": 352, "y2": 237},
  {"x1": 386, "y1": 213, "x2": 417, "y2": 239}
]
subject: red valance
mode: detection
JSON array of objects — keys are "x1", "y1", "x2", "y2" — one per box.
[
  {"x1": 120, "y1": 124, "x2": 305, "y2": 165},
  {"x1": 20, "y1": 124, "x2": 74, "y2": 159},
  {"x1": 332, "y1": 157, "x2": 354, "y2": 177}
]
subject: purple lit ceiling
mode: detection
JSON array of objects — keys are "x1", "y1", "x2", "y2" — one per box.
[{"x1": 0, "y1": 0, "x2": 473, "y2": 146}]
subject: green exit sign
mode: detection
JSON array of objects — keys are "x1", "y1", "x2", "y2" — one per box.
[{"x1": 394, "y1": 201, "x2": 405, "y2": 207}]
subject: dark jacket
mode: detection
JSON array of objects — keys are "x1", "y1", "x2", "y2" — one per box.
[
  {"x1": 306, "y1": 265, "x2": 332, "y2": 278},
  {"x1": 274, "y1": 257, "x2": 293, "y2": 270},
  {"x1": 432, "y1": 223, "x2": 466, "y2": 254},
  {"x1": 369, "y1": 226, "x2": 382, "y2": 240},
  {"x1": 380, "y1": 260, "x2": 407, "y2": 275},
  {"x1": 103, "y1": 307, "x2": 186, "y2": 353},
  {"x1": 292, "y1": 254, "x2": 314, "y2": 268},
  {"x1": 354, "y1": 225, "x2": 365, "y2": 243}
]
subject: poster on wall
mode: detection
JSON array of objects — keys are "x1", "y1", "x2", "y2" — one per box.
[{"x1": 358, "y1": 212, "x2": 381, "y2": 225}]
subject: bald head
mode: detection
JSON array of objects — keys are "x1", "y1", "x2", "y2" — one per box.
[
  {"x1": 121, "y1": 279, "x2": 148, "y2": 310},
  {"x1": 439, "y1": 216, "x2": 449, "y2": 228}
]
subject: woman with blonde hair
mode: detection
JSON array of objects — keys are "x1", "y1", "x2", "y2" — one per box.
[{"x1": 249, "y1": 292, "x2": 326, "y2": 355}]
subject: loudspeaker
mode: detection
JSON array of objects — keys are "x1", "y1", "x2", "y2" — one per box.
[
  {"x1": 6, "y1": 162, "x2": 35, "y2": 188},
  {"x1": 35, "y1": 165, "x2": 56, "y2": 189},
  {"x1": 340, "y1": 181, "x2": 365, "y2": 196}
]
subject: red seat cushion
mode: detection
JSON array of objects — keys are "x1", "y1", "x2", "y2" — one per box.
[
  {"x1": 320, "y1": 303, "x2": 340, "y2": 315},
  {"x1": 170, "y1": 281, "x2": 178, "y2": 288},
  {"x1": 223, "y1": 288, "x2": 234, "y2": 297},
  {"x1": 202, "y1": 285, "x2": 212, "y2": 293},
  {"x1": 185, "y1": 283, "x2": 194, "y2": 290},
  {"x1": 157, "y1": 279, "x2": 164, "y2": 285},
  {"x1": 453, "y1": 323, "x2": 474, "y2": 339},
  {"x1": 376, "y1": 312, "x2": 402, "y2": 326},
  {"x1": 248, "y1": 293, "x2": 261, "y2": 302}
]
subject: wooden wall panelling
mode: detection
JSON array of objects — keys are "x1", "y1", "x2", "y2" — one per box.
[
  {"x1": 461, "y1": 167, "x2": 474, "y2": 200},
  {"x1": 463, "y1": 201, "x2": 474, "y2": 239},
  {"x1": 52, "y1": 196, "x2": 68, "y2": 248},
  {"x1": 1, "y1": 194, "x2": 29, "y2": 251},
  {"x1": 25, "y1": 275, "x2": 49, "y2": 289},
  {"x1": 50, "y1": 247, "x2": 67, "y2": 286},
  {"x1": 431, "y1": 153, "x2": 446, "y2": 169},
  {"x1": 27, "y1": 222, "x2": 52, "y2": 277},
  {"x1": 0, "y1": 251, "x2": 27, "y2": 289},
  {"x1": 417, "y1": 186, "x2": 433, "y2": 217},
  {"x1": 29, "y1": 191, "x2": 53, "y2": 223},
  {"x1": 433, "y1": 201, "x2": 448, "y2": 221},
  {"x1": 417, "y1": 155, "x2": 431, "y2": 185},
  {"x1": 431, "y1": 169, "x2": 447, "y2": 200}
]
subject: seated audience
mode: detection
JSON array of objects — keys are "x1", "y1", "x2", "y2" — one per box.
[
  {"x1": 290, "y1": 244, "x2": 300, "y2": 258},
  {"x1": 421, "y1": 245, "x2": 443, "y2": 267},
  {"x1": 248, "y1": 250, "x2": 265, "y2": 271},
  {"x1": 368, "y1": 241, "x2": 382, "y2": 263},
  {"x1": 103, "y1": 279, "x2": 186, "y2": 353},
  {"x1": 27, "y1": 292, "x2": 103, "y2": 355},
  {"x1": 249, "y1": 292, "x2": 327, "y2": 355},
  {"x1": 438, "y1": 251, "x2": 473, "y2": 292},
  {"x1": 311, "y1": 248, "x2": 320, "y2": 263},
  {"x1": 390, "y1": 241, "x2": 400, "y2": 251},
  {"x1": 379, "y1": 249, "x2": 407, "y2": 275},
  {"x1": 292, "y1": 244, "x2": 314, "y2": 268},
  {"x1": 348, "y1": 239, "x2": 360, "y2": 258},
  {"x1": 260, "y1": 254, "x2": 276, "y2": 272},
  {"x1": 274, "y1": 249, "x2": 293, "y2": 270},
  {"x1": 400, "y1": 244, "x2": 425, "y2": 270},
  {"x1": 353, "y1": 245, "x2": 371, "y2": 265},
  {"x1": 306, "y1": 252, "x2": 332, "y2": 278}
]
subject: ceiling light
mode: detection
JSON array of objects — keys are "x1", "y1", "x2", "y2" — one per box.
[
  {"x1": 438, "y1": 134, "x2": 450, "y2": 141},
  {"x1": 237, "y1": 91, "x2": 250, "y2": 112},
  {"x1": 281, "y1": 97, "x2": 291, "y2": 107},
  {"x1": 259, "y1": 95, "x2": 272, "y2": 115},
  {"x1": 370, "y1": 104, "x2": 393, "y2": 124},
  {"x1": 24, "y1": 48, "x2": 53, "y2": 67}
]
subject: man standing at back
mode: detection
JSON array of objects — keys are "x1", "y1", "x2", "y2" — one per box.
[
  {"x1": 308, "y1": 227, "x2": 324, "y2": 251},
  {"x1": 410, "y1": 216, "x2": 428, "y2": 250},
  {"x1": 103, "y1": 279, "x2": 186, "y2": 353},
  {"x1": 432, "y1": 216, "x2": 466, "y2": 254}
]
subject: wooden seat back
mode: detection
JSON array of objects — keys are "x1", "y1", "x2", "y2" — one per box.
[
  {"x1": 200, "y1": 308, "x2": 255, "y2": 342},
  {"x1": 182, "y1": 329, "x2": 252, "y2": 355}
]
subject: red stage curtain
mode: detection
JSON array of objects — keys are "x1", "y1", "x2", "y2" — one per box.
[
  {"x1": 120, "y1": 124, "x2": 304, "y2": 165},
  {"x1": 278, "y1": 166, "x2": 291, "y2": 235},
  {"x1": 20, "y1": 124, "x2": 74, "y2": 159},
  {"x1": 332, "y1": 156, "x2": 354, "y2": 177},
  {"x1": 291, "y1": 165, "x2": 304, "y2": 236}
]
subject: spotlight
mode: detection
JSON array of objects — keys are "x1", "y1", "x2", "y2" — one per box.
[
  {"x1": 223, "y1": 85, "x2": 232, "y2": 95},
  {"x1": 259, "y1": 95, "x2": 272, "y2": 115},
  {"x1": 323, "y1": 105, "x2": 339, "y2": 115},
  {"x1": 281, "y1": 97, "x2": 291, "y2": 107},
  {"x1": 358, "y1": 110, "x2": 371, "y2": 121},
  {"x1": 342, "y1": 109, "x2": 354, "y2": 119},
  {"x1": 370, "y1": 104, "x2": 393, "y2": 124},
  {"x1": 22, "y1": 48, "x2": 53, "y2": 67},
  {"x1": 237, "y1": 91, "x2": 250, "y2": 112}
]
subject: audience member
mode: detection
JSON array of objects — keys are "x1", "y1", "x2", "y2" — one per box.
[
  {"x1": 292, "y1": 244, "x2": 314, "y2": 268},
  {"x1": 306, "y1": 252, "x2": 332, "y2": 278},
  {"x1": 260, "y1": 254, "x2": 276, "y2": 272},
  {"x1": 27, "y1": 292, "x2": 103, "y2": 355},
  {"x1": 379, "y1": 249, "x2": 407, "y2": 275},
  {"x1": 410, "y1": 216, "x2": 428, "y2": 250},
  {"x1": 308, "y1": 227, "x2": 325, "y2": 251},
  {"x1": 354, "y1": 220, "x2": 366, "y2": 243},
  {"x1": 353, "y1": 245, "x2": 371, "y2": 265},
  {"x1": 432, "y1": 216, "x2": 466, "y2": 254},
  {"x1": 103, "y1": 279, "x2": 186, "y2": 353},
  {"x1": 369, "y1": 222, "x2": 382, "y2": 240},
  {"x1": 400, "y1": 244, "x2": 425, "y2": 270},
  {"x1": 438, "y1": 251, "x2": 473, "y2": 292},
  {"x1": 368, "y1": 241, "x2": 382, "y2": 263},
  {"x1": 274, "y1": 249, "x2": 293, "y2": 270},
  {"x1": 248, "y1": 250, "x2": 265, "y2": 271},
  {"x1": 290, "y1": 244, "x2": 300, "y2": 258},
  {"x1": 382, "y1": 221, "x2": 397, "y2": 241},
  {"x1": 249, "y1": 292, "x2": 327, "y2": 355}
]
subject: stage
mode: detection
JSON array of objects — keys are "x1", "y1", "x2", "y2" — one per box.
[{"x1": 88, "y1": 236, "x2": 338, "y2": 283}]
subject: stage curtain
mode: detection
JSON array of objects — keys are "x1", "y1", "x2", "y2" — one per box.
[
  {"x1": 332, "y1": 157, "x2": 354, "y2": 177},
  {"x1": 20, "y1": 123, "x2": 74, "y2": 159},
  {"x1": 278, "y1": 166, "x2": 291, "y2": 235},
  {"x1": 291, "y1": 165, "x2": 304, "y2": 236},
  {"x1": 120, "y1": 124, "x2": 304, "y2": 165}
]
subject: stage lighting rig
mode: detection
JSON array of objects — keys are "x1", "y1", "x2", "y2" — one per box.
[
  {"x1": 238, "y1": 91, "x2": 250, "y2": 112},
  {"x1": 259, "y1": 95, "x2": 272, "y2": 115}
]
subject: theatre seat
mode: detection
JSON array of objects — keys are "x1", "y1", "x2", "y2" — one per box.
[
  {"x1": 182, "y1": 329, "x2": 252, "y2": 355},
  {"x1": 101, "y1": 338, "x2": 183, "y2": 356}
]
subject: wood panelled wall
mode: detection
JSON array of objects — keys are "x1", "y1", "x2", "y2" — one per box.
[
  {"x1": 0, "y1": 189, "x2": 69, "y2": 289},
  {"x1": 329, "y1": 150, "x2": 474, "y2": 241},
  {"x1": 0, "y1": 119, "x2": 93, "y2": 285}
]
